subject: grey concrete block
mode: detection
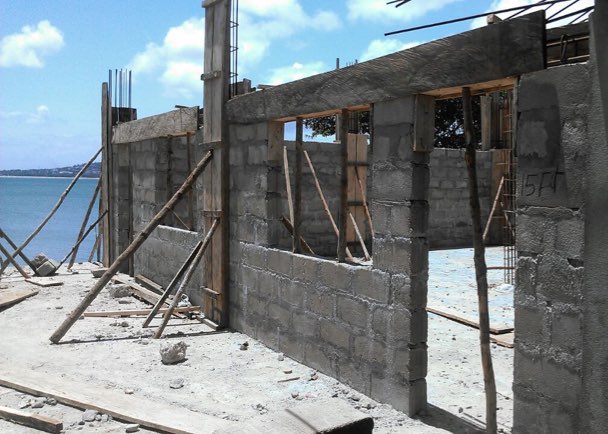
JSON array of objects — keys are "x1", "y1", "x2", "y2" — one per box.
[
  {"x1": 394, "y1": 346, "x2": 427, "y2": 381},
  {"x1": 292, "y1": 311, "x2": 318, "y2": 337},
  {"x1": 279, "y1": 280, "x2": 305, "y2": 307},
  {"x1": 320, "y1": 319, "x2": 351, "y2": 350},
  {"x1": 36, "y1": 259, "x2": 58, "y2": 277},
  {"x1": 292, "y1": 254, "x2": 319, "y2": 283},
  {"x1": 318, "y1": 260, "x2": 353, "y2": 292},
  {"x1": 351, "y1": 268, "x2": 389, "y2": 303},
  {"x1": 305, "y1": 289, "x2": 335, "y2": 318},
  {"x1": 267, "y1": 249, "x2": 292, "y2": 277},
  {"x1": 337, "y1": 295, "x2": 369, "y2": 328},
  {"x1": 373, "y1": 97, "x2": 415, "y2": 127}
]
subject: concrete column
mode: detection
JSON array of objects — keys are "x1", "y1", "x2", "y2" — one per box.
[{"x1": 369, "y1": 97, "x2": 429, "y2": 415}]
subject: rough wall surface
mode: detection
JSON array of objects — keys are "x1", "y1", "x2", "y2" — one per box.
[
  {"x1": 227, "y1": 99, "x2": 429, "y2": 415},
  {"x1": 428, "y1": 148, "x2": 492, "y2": 249},
  {"x1": 513, "y1": 63, "x2": 589, "y2": 433}
]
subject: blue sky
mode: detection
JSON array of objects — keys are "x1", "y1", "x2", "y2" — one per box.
[{"x1": 0, "y1": 0, "x2": 591, "y2": 169}]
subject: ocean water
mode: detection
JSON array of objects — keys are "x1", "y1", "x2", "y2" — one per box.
[{"x1": 0, "y1": 176, "x2": 100, "y2": 265}]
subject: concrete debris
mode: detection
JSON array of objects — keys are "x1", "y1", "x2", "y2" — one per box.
[
  {"x1": 36, "y1": 259, "x2": 59, "y2": 277},
  {"x1": 239, "y1": 341, "x2": 249, "y2": 351},
  {"x1": 124, "y1": 388, "x2": 134, "y2": 395},
  {"x1": 177, "y1": 294, "x2": 191, "y2": 308},
  {"x1": 169, "y1": 378, "x2": 185, "y2": 389},
  {"x1": 277, "y1": 353, "x2": 284, "y2": 361},
  {"x1": 101, "y1": 414, "x2": 109, "y2": 422},
  {"x1": 125, "y1": 423, "x2": 140, "y2": 432},
  {"x1": 159, "y1": 340, "x2": 187, "y2": 364},
  {"x1": 31, "y1": 397, "x2": 46, "y2": 408},
  {"x1": 45, "y1": 397, "x2": 57, "y2": 406},
  {"x1": 254, "y1": 403, "x2": 268, "y2": 415},
  {"x1": 309, "y1": 371, "x2": 319, "y2": 381},
  {"x1": 82, "y1": 409, "x2": 99, "y2": 422},
  {"x1": 31, "y1": 253, "x2": 49, "y2": 269},
  {"x1": 109, "y1": 284, "x2": 132, "y2": 298},
  {"x1": 18, "y1": 398, "x2": 31, "y2": 409}
]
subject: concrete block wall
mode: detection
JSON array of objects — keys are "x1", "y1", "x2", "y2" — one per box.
[
  {"x1": 428, "y1": 148, "x2": 492, "y2": 249},
  {"x1": 227, "y1": 100, "x2": 429, "y2": 415},
  {"x1": 111, "y1": 143, "x2": 132, "y2": 271},
  {"x1": 513, "y1": 63, "x2": 589, "y2": 433}
]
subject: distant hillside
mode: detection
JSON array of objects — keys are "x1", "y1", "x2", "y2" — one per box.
[{"x1": 0, "y1": 162, "x2": 101, "y2": 178}]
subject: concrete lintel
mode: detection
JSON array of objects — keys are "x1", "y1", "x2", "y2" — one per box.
[{"x1": 112, "y1": 107, "x2": 199, "y2": 145}]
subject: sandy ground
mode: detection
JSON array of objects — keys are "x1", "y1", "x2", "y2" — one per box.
[{"x1": 0, "y1": 247, "x2": 513, "y2": 433}]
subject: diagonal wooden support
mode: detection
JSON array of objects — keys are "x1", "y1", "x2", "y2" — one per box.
[
  {"x1": 0, "y1": 147, "x2": 102, "y2": 275},
  {"x1": 58, "y1": 211, "x2": 108, "y2": 269},
  {"x1": 279, "y1": 215, "x2": 315, "y2": 256},
  {"x1": 0, "y1": 228, "x2": 35, "y2": 273},
  {"x1": 349, "y1": 212, "x2": 371, "y2": 261},
  {"x1": 354, "y1": 166, "x2": 374, "y2": 237},
  {"x1": 67, "y1": 178, "x2": 101, "y2": 270},
  {"x1": 483, "y1": 175, "x2": 505, "y2": 242},
  {"x1": 49, "y1": 150, "x2": 214, "y2": 344},
  {"x1": 303, "y1": 150, "x2": 354, "y2": 261},
  {"x1": 154, "y1": 218, "x2": 220, "y2": 339}
]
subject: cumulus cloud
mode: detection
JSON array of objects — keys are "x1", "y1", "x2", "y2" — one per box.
[
  {"x1": 0, "y1": 104, "x2": 50, "y2": 124},
  {"x1": 360, "y1": 39, "x2": 422, "y2": 61},
  {"x1": 128, "y1": 0, "x2": 340, "y2": 99},
  {"x1": 348, "y1": 0, "x2": 463, "y2": 23},
  {"x1": 268, "y1": 61, "x2": 326, "y2": 85},
  {"x1": 470, "y1": 0, "x2": 594, "y2": 28},
  {"x1": 0, "y1": 20, "x2": 64, "y2": 68}
]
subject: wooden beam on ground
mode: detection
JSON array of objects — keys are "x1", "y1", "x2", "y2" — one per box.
[
  {"x1": 303, "y1": 150, "x2": 354, "y2": 261},
  {"x1": 293, "y1": 118, "x2": 303, "y2": 253},
  {"x1": 490, "y1": 332, "x2": 514, "y2": 349},
  {"x1": 112, "y1": 275, "x2": 167, "y2": 307},
  {"x1": 84, "y1": 306, "x2": 200, "y2": 318},
  {"x1": 0, "y1": 404, "x2": 62, "y2": 433},
  {"x1": 0, "y1": 289, "x2": 38, "y2": 309},
  {"x1": 427, "y1": 306, "x2": 513, "y2": 335},
  {"x1": 49, "y1": 150, "x2": 213, "y2": 344},
  {"x1": 24, "y1": 279, "x2": 63, "y2": 288},
  {"x1": 225, "y1": 13, "x2": 544, "y2": 123},
  {"x1": 134, "y1": 274, "x2": 163, "y2": 295},
  {"x1": 338, "y1": 109, "x2": 349, "y2": 262},
  {"x1": 0, "y1": 367, "x2": 231, "y2": 433}
]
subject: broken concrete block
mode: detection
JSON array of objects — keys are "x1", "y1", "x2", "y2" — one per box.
[
  {"x1": 31, "y1": 397, "x2": 46, "y2": 408},
  {"x1": 31, "y1": 253, "x2": 48, "y2": 269},
  {"x1": 125, "y1": 424, "x2": 140, "y2": 433},
  {"x1": 36, "y1": 259, "x2": 59, "y2": 277},
  {"x1": 169, "y1": 378, "x2": 184, "y2": 389},
  {"x1": 109, "y1": 284, "x2": 131, "y2": 298},
  {"x1": 159, "y1": 340, "x2": 187, "y2": 365}
]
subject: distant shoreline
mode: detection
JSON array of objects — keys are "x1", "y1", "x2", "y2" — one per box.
[{"x1": 0, "y1": 175, "x2": 100, "y2": 180}]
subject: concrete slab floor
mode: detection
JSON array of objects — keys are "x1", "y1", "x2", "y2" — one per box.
[{"x1": 0, "y1": 248, "x2": 513, "y2": 433}]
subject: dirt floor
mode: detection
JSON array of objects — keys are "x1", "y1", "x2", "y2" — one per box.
[{"x1": 0, "y1": 247, "x2": 513, "y2": 433}]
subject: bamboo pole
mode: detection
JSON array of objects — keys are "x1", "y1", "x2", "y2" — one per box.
[
  {"x1": 142, "y1": 240, "x2": 205, "y2": 328},
  {"x1": 482, "y1": 175, "x2": 505, "y2": 242},
  {"x1": 349, "y1": 212, "x2": 370, "y2": 261},
  {"x1": 303, "y1": 150, "x2": 354, "y2": 261},
  {"x1": 154, "y1": 218, "x2": 220, "y2": 339},
  {"x1": 354, "y1": 166, "x2": 375, "y2": 237},
  {"x1": 0, "y1": 148, "x2": 102, "y2": 274},
  {"x1": 0, "y1": 240, "x2": 30, "y2": 278},
  {"x1": 58, "y1": 211, "x2": 108, "y2": 269},
  {"x1": 338, "y1": 109, "x2": 349, "y2": 262},
  {"x1": 283, "y1": 145, "x2": 294, "y2": 226},
  {"x1": 68, "y1": 178, "x2": 102, "y2": 269},
  {"x1": 279, "y1": 216, "x2": 315, "y2": 256},
  {"x1": 0, "y1": 228, "x2": 36, "y2": 272},
  {"x1": 186, "y1": 132, "x2": 194, "y2": 231},
  {"x1": 463, "y1": 86, "x2": 497, "y2": 434},
  {"x1": 49, "y1": 150, "x2": 214, "y2": 344},
  {"x1": 293, "y1": 118, "x2": 303, "y2": 253}
]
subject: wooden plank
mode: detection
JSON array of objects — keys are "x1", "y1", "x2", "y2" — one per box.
[
  {"x1": 112, "y1": 107, "x2": 199, "y2": 145},
  {"x1": 0, "y1": 289, "x2": 38, "y2": 309},
  {"x1": 338, "y1": 109, "x2": 349, "y2": 262},
  {"x1": 279, "y1": 216, "x2": 315, "y2": 256},
  {"x1": 84, "y1": 306, "x2": 201, "y2": 318},
  {"x1": 225, "y1": 13, "x2": 544, "y2": 123},
  {"x1": 283, "y1": 146, "x2": 294, "y2": 226},
  {"x1": 490, "y1": 332, "x2": 514, "y2": 349},
  {"x1": 413, "y1": 94, "x2": 435, "y2": 152},
  {"x1": 0, "y1": 367, "x2": 230, "y2": 433},
  {"x1": 134, "y1": 274, "x2": 163, "y2": 295},
  {"x1": 101, "y1": 83, "x2": 111, "y2": 267},
  {"x1": 24, "y1": 279, "x2": 63, "y2": 288},
  {"x1": 112, "y1": 275, "x2": 166, "y2": 307},
  {"x1": 293, "y1": 118, "x2": 303, "y2": 253},
  {"x1": 0, "y1": 404, "x2": 62, "y2": 433},
  {"x1": 426, "y1": 306, "x2": 513, "y2": 335}
]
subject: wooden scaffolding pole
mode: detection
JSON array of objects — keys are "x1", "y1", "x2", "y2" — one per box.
[
  {"x1": 49, "y1": 150, "x2": 214, "y2": 344},
  {"x1": 463, "y1": 86, "x2": 497, "y2": 434},
  {"x1": 0, "y1": 241, "x2": 30, "y2": 279},
  {"x1": 153, "y1": 218, "x2": 220, "y2": 338},
  {"x1": 338, "y1": 109, "x2": 349, "y2": 262},
  {"x1": 68, "y1": 178, "x2": 102, "y2": 269},
  {"x1": 293, "y1": 118, "x2": 303, "y2": 253},
  {"x1": 58, "y1": 211, "x2": 108, "y2": 269},
  {"x1": 0, "y1": 228, "x2": 35, "y2": 272},
  {"x1": 0, "y1": 148, "x2": 102, "y2": 275}
]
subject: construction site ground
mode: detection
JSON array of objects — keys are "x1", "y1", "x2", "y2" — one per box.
[{"x1": 0, "y1": 246, "x2": 513, "y2": 433}]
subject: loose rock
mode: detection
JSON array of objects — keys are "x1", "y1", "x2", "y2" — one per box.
[
  {"x1": 82, "y1": 409, "x2": 98, "y2": 422},
  {"x1": 125, "y1": 423, "x2": 140, "y2": 432},
  {"x1": 159, "y1": 340, "x2": 187, "y2": 364},
  {"x1": 45, "y1": 397, "x2": 57, "y2": 406},
  {"x1": 277, "y1": 353, "x2": 284, "y2": 361},
  {"x1": 31, "y1": 397, "x2": 46, "y2": 408},
  {"x1": 109, "y1": 284, "x2": 131, "y2": 298},
  {"x1": 170, "y1": 378, "x2": 185, "y2": 389}
]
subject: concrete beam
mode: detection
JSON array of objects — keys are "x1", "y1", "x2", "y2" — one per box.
[
  {"x1": 112, "y1": 107, "x2": 199, "y2": 145},
  {"x1": 226, "y1": 12, "x2": 545, "y2": 123}
]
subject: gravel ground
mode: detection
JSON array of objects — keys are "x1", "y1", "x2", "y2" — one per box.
[{"x1": 0, "y1": 247, "x2": 513, "y2": 433}]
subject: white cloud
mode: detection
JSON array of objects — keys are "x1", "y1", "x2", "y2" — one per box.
[
  {"x1": 0, "y1": 20, "x2": 64, "y2": 68},
  {"x1": 0, "y1": 104, "x2": 50, "y2": 124},
  {"x1": 348, "y1": 0, "x2": 463, "y2": 23},
  {"x1": 268, "y1": 61, "x2": 326, "y2": 85},
  {"x1": 360, "y1": 39, "x2": 422, "y2": 61},
  {"x1": 470, "y1": 0, "x2": 594, "y2": 29},
  {"x1": 127, "y1": 1, "x2": 341, "y2": 98}
]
